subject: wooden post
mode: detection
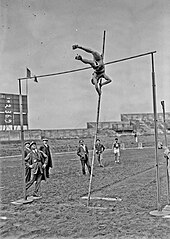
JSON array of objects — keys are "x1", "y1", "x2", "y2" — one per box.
[
  {"x1": 161, "y1": 100, "x2": 170, "y2": 204},
  {"x1": 151, "y1": 53, "x2": 161, "y2": 211},
  {"x1": 19, "y1": 79, "x2": 26, "y2": 200}
]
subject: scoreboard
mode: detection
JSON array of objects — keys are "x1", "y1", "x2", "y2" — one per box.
[{"x1": 0, "y1": 93, "x2": 28, "y2": 127}]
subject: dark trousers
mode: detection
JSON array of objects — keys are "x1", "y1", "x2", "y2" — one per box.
[
  {"x1": 96, "y1": 153, "x2": 101, "y2": 164},
  {"x1": 26, "y1": 170, "x2": 42, "y2": 196},
  {"x1": 45, "y1": 166, "x2": 50, "y2": 178},
  {"x1": 25, "y1": 167, "x2": 31, "y2": 183},
  {"x1": 80, "y1": 156, "x2": 91, "y2": 175}
]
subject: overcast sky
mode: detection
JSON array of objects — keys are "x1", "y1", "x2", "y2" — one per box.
[{"x1": 1, "y1": 0, "x2": 170, "y2": 129}]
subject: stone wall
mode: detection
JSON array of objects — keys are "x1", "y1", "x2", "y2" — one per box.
[{"x1": 0, "y1": 128, "x2": 96, "y2": 142}]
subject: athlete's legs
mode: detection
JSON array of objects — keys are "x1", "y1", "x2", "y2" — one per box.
[
  {"x1": 101, "y1": 73, "x2": 112, "y2": 87},
  {"x1": 75, "y1": 55, "x2": 96, "y2": 69},
  {"x1": 114, "y1": 152, "x2": 118, "y2": 162}
]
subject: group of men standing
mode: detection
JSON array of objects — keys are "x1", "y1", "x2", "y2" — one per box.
[
  {"x1": 77, "y1": 138, "x2": 121, "y2": 176},
  {"x1": 23, "y1": 137, "x2": 121, "y2": 196},
  {"x1": 24, "y1": 139, "x2": 53, "y2": 198}
]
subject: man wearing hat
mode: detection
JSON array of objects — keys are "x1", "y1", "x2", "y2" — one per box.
[
  {"x1": 25, "y1": 141, "x2": 48, "y2": 197},
  {"x1": 39, "y1": 138, "x2": 53, "y2": 178},
  {"x1": 95, "y1": 139, "x2": 105, "y2": 167},
  {"x1": 77, "y1": 140, "x2": 91, "y2": 175},
  {"x1": 24, "y1": 142, "x2": 31, "y2": 183}
]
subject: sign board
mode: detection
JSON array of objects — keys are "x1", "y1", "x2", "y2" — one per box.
[{"x1": 0, "y1": 93, "x2": 28, "y2": 126}]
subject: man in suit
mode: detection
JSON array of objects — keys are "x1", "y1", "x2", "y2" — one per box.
[
  {"x1": 24, "y1": 142, "x2": 31, "y2": 183},
  {"x1": 25, "y1": 141, "x2": 48, "y2": 197},
  {"x1": 95, "y1": 139, "x2": 105, "y2": 167},
  {"x1": 77, "y1": 140, "x2": 91, "y2": 175},
  {"x1": 39, "y1": 138, "x2": 53, "y2": 178}
]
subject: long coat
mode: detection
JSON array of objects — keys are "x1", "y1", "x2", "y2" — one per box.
[
  {"x1": 39, "y1": 144, "x2": 53, "y2": 168},
  {"x1": 77, "y1": 145, "x2": 89, "y2": 160},
  {"x1": 24, "y1": 147, "x2": 31, "y2": 183},
  {"x1": 25, "y1": 150, "x2": 48, "y2": 181}
]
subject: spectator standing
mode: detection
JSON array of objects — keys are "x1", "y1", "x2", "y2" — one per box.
[
  {"x1": 25, "y1": 141, "x2": 48, "y2": 197},
  {"x1": 164, "y1": 147, "x2": 170, "y2": 176},
  {"x1": 24, "y1": 142, "x2": 31, "y2": 183},
  {"x1": 95, "y1": 139, "x2": 105, "y2": 167},
  {"x1": 39, "y1": 138, "x2": 53, "y2": 178},
  {"x1": 134, "y1": 131, "x2": 138, "y2": 143},
  {"x1": 112, "y1": 138, "x2": 121, "y2": 163},
  {"x1": 77, "y1": 140, "x2": 91, "y2": 175}
]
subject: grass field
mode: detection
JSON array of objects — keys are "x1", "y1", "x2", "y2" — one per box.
[{"x1": 1, "y1": 147, "x2": 170, "y2": 239}]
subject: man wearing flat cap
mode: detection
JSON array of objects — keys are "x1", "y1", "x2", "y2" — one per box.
[
  {"x1": 25, "y1": 141, "x2": 48, "y2": 197},
  {"x1": 39, "y1": 138, "x2": 53, "y2": 178},
  {"x1": 77, "y1": 140, "x2": 91, "y2": 175}
]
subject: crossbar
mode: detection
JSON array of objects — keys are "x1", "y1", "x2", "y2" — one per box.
[{"x1": 18, "y1": 51, "x2": 156, "y2": 81}]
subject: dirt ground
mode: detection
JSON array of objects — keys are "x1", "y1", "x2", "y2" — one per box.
[{"x1": 1, "y1": 147, "x2": 170, "y2": 239}]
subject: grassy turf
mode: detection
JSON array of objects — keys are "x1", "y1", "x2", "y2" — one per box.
[{"x1": 0, "y1": 148, "x2": 170, "y2": 239}]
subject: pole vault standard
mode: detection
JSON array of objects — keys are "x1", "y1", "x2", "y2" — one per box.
[
  {"x1": 17, "y1": 47, "x2": 160, "y2": 208},
  {"x1": 19, "y1": 79, "x2": 26, "y2": 200},
  {"x1": 11, "y1": 80, "x2": 33, "y2": 204},
  {"x1": 86, "y1": 50, "x2": 161, "y2": 211},
  {"x1": 161, "y1": 100, "x2": 170, "y2": 205},
  {"x1": 151, "y1": 53, "x2": 161, "y2": 211}
]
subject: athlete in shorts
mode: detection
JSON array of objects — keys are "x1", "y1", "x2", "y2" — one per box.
[
  {"x1": 112, "y1": 138, "x2": 121, "y2": 163},
  {"x1": 72, "y1": 44, "x2": 112, "y2": 95}
]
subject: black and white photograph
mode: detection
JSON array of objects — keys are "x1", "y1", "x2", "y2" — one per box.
[{"x1": 0, "y1": 0, "x2": 170, "y2": 238}]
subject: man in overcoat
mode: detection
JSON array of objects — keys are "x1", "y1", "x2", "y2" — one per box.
[
  {"x1": 77, "y1": 140, "x2": 91, "y2": 175},
  {"x1": 39, "y1": 138, "x2": 53, "y2": 178},
  {"x1": 25, "y1": 141, "x2": 48, "y2": 197},
  {"x1": 24, "y1": 142, "x2": 31, "y2": 183}
]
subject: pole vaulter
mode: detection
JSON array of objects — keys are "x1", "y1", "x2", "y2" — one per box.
[
  {"x1": 72, "y1": 30, "x2": 109, "y2": 206},
  {"x1": 87, "y1": 30, "x2": 106, "y2": 206}
]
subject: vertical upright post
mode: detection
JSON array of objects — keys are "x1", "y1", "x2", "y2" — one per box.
[
  {"x1": 87, "y1": 31, "x2": 106, "y2": 206},
  {"x1": 26, "y1": 79, "x2": 29, "y2": 130},
  {"x1": 161, "y1": 100, "x2": 170, "y2": 204},
  {"x1": 19, "y1": 79, "x2": 26, "y2": 200},
  {"x1": 151, "y1": 53, "x2": 161, "y2": 211}
]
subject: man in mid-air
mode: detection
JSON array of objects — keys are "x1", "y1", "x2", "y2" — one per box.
[{"x1": 72, "y1": 44, "x2": 112, "y2": 95}]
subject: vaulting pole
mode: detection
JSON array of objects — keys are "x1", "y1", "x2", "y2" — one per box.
[
  {"x1": 87, "y1": 31, "x2": 106, "y2": 206},
  {"x1": 161, "y1": 100, "x2": 170, "y2": 204},
  {"x1": 101, "y1": 30, "x2": 106, "y2": 59},
  {"x1": 87, "y1": 93, "x2": 102, "y2": 206}
]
